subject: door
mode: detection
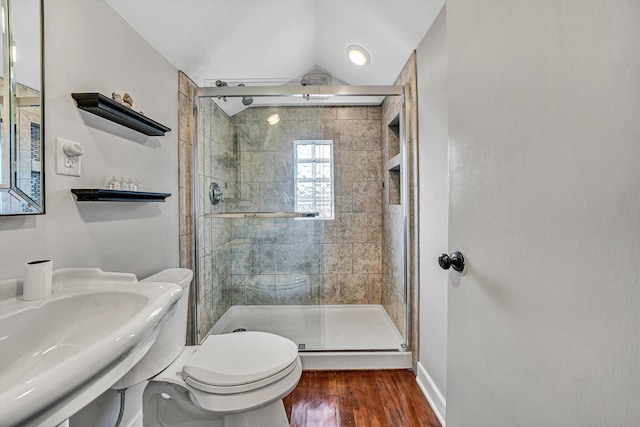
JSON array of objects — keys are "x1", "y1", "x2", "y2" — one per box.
[{"x1": 445, "y1": 1, "x2": 640, "y2": 426}]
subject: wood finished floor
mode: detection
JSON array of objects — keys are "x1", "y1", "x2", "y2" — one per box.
[{"x1": 283, "y1": 370, "x2": 442, "y2": 427}]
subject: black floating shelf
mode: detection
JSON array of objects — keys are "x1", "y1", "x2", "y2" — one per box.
[
  {"x1": 71, "y1": 189, "x2": 171, "y2": 202},
  {"x1": 71, "y1": 93, "x2": 171, "y2": 136}
]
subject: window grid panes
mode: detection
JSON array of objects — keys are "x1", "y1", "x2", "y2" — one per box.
[{"x1": 294, "y1": 140, "x2": 334, "y2": 219}]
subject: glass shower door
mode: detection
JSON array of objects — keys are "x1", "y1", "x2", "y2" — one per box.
[
  {"x1": 201, "y1": 102, "x2": 327, "y2": 349},
  {"x1": 193, "y1": 85, "x2": 410, "y2": 354}
]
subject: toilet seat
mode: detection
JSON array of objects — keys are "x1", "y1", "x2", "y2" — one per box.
[{"x1": 182, "y1": 332, "x2": 299, "y2": 395}]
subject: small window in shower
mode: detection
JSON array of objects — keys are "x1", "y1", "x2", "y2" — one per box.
[{"x1": 294, "y1": 140, "x2": 334, "y2": 219}]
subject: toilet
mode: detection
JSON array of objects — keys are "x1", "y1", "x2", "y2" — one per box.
[{"x1": 113, "y1": 268, "x2": 302, "y2": 427}]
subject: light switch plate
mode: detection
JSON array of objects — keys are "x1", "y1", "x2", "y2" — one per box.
[{"x1": 56, "y1": 137, "x2": 81, "y2": 176}]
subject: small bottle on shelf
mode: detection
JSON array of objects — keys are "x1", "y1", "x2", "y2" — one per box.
[
  {"x1": 133, "y1": 179, "x2": 143, "y2": 192},
  {"x1": 127, "y1": 177, "x2": 133, "y2": 191},
  {"x1": 120, "y1": 176, "x2": 128, "y2": 191},
  {"x1": 108, "y1": 175, "x2": 117, "y2": 190}
]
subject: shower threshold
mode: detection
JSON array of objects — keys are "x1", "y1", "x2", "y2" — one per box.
[{"x1": 211, "y1": 304, "x2": 412, "y2": 370}]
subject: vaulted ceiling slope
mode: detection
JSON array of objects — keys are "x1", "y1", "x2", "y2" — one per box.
[{"x1": 105, "y1": 0, "x2": 444, "y2": 87}]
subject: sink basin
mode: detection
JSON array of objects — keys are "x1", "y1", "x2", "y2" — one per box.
[
  {"x1": 0, "y1": 292, "x2": 148, "y2": 386},
  {"x1": 0, "y1": 268, "x2": 183, "y2": 426}
]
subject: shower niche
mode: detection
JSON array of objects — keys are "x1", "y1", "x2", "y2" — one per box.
[
  {"x1": 387, "y1": 114, "x2": 401, "y2": 159},
  {"x1": 387, "y1": 114, "x2": 401, "y2": 206}
]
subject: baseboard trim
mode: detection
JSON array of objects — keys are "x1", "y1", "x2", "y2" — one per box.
[{"x1": 416, "y1": 362, "x2": 446, "y2": 426}]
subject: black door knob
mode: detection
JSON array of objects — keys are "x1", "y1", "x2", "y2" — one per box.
[
  {"x1": 438, "y1": 250, "x2": 466, "y2": 273},
  {"x1": 438, "y1": 253, "x2": 452, "y2": 269}
]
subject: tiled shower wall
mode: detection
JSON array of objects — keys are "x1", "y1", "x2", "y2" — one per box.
[
  {"x1": 320, "y1": 106, "x2": 384, "y2": 304},
  {"x1": 198, "y1": 98, "x2": 236, "y2": 340},
  {"x1": 381, "y1": 52, "x2": 419, "y2": 342},
  {"x1": 228, "y1": 106, "x2": 383, "y2": 306},
  {"x1": 179, "y1": 72, "x2": 236, "y2": 342},
  {"x1": 178, "y1": 72, "x2": 196, "y2": 343},
  {"x1": 229, "y1": 106, "x2": 325, "y2": 311}
]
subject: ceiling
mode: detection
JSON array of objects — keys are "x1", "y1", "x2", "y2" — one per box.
[
  {"x1": 106, "y1": 0, "x2": 443, "y2": 85},
  {"x1": 105, "y1": 0, "x2": 443, "y2": 115}
]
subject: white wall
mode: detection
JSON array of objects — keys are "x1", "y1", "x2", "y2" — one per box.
[
  {"x1": 415, "y1": 6, "x2": 448, "y2": 425},
  {"x1": 0, "y1": 0, "x2": 179, "y2": 281},
  {"x1": 0, "y1": 0, "x2": 179, "y2": 424},
  {"x1": 445, "y1": 0, "x2": 640, "y2": 425}
]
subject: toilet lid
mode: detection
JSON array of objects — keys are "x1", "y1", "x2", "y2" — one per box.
[{"x1": 182, "y1": 331, "x2": 298, "y2": 391}]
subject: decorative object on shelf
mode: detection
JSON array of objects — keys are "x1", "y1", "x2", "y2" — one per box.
[
  {"x1": 122, "y1": 93, "x2": 133, "y2": 108},
  {"x1": 108, "y1": 176, "x2": 119, "y2": 190},
  {"x1": 71, "y1": 93, "x2": 171, "y2": 136},
  {"x1": 71, "y1": 189, "x2": 171, "y2": 202},
  {"x1": 107, "y1": 176, "x2": 144, "y2": 191},
  {"x1": 112, "y1": 92, "x2": 142, "y2": 114}
]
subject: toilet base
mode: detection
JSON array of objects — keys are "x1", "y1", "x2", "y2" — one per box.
[
  {"x1": 143, "y1": 382, "x2": 290, "y2": 427},
  {"x1": 142, "y1": 349, "x2": 301, "y2": 427}
]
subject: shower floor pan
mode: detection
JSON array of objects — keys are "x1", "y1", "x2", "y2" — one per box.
[{"x1": 212, "y1": 304, "x2": 412, "y2": 370}]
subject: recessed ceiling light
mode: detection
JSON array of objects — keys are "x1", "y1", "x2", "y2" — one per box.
[
  {"x1": 267, "y1": 113, "x2": 280, "y2": 125},
  {"x1": 347, "y1": 45, "x2": 370, "y2": 66}
]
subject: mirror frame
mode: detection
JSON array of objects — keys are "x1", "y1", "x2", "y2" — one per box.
[{"x1": 0, "y1": 0, "x2": 44, "y2": 215}]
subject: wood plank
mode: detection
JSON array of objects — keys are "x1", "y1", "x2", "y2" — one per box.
[{"x1": 284, "y1": 370, "x2": 442, "y2": 427}]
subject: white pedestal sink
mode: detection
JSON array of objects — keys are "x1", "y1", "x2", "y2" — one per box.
[{"x1": 0, "y1": 268, "x2": 183, "y2": 427}]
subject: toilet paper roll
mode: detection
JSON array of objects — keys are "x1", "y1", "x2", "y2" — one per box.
[{"x1": 23, "y1": 259, "x2": 53, "y2": 301}]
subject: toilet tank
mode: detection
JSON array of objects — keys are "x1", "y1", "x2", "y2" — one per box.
[{"x1": 111, "y1": 268, "x2": 193, "y2": 389}]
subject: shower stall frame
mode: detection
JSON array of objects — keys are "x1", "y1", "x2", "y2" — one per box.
[{"x1": 191, "y1": 84, "x2": 411, "y2": 364}]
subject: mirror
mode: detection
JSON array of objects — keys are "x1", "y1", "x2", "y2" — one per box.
[{"x1": 0, "y1": 0, "x2": 43, "y2": 215}]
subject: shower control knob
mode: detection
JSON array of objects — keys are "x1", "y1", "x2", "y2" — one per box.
[
  {"x1": 209, "y1": 182, "x2": 224, "y2": 205},
  {"x1": 438, "y1": 250, "x2": 466, "y2": 274}
]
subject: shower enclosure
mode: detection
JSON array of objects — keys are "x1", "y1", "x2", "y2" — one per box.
[{"x1": 190, "y1": 83, "x2": 410, "y2": 366}]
